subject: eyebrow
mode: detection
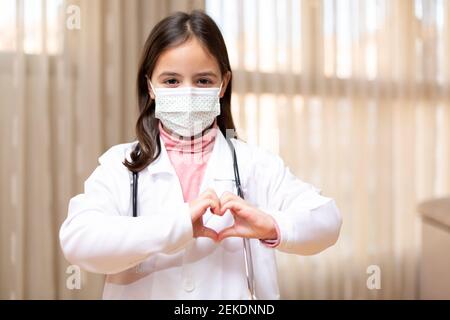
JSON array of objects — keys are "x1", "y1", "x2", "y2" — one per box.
[
  {"x1": 157, "y1": 71, "x2": 219, "y2": 78},
  {"x1": 157, "y1": 72, "x2": 181, "y2": 78},
  {"x1": 195, "y1": 71, "x2": 218, "y2": 78}
]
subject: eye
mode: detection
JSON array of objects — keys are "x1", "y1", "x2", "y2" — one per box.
[
  {"x1": 163, "y1": 78, "x2": 179, "y2": 86},
  {"x1": 196, "y1": 78, "x2": 213, "y2": 86}
]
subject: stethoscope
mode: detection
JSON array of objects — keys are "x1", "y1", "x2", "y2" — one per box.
[{"x1": 130, "y1": 137, "x2": 256, "y2": 300}]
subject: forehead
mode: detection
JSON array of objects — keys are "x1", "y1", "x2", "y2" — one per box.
[{"x1": 153, "y1": 37, "x2": 221, "y2": 75}]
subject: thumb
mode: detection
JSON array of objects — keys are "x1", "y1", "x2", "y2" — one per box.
[
  {"x1": 198, "y1": 226, "x2": 219, "y2": 242},
  {"x1": 217, "y1": 226, "x2": 238, "y2": 242}
]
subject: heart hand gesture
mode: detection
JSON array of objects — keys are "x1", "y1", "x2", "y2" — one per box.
[{"x1": 188, "y1": 189, "x2": 278, "y2": 243}]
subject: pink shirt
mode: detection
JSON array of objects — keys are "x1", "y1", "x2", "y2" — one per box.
[
  {"x1": 159, "y1": 121, "x2": 280, "y2": 247},
  {"x1": 159, "y1": 121, "x2": 217, "y2": 202}
]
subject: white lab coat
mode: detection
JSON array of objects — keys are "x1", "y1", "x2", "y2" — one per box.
[{"x1": 59, "y1": 130, "x2": 342, "y2": 300}]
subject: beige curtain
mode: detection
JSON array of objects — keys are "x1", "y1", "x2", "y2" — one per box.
[
  {"x1": 1, "y1": 0, "x2": 449, "y2": 300},
  {"x1": 0, "y1": 0, "x2": 204, "y2": 300},
  {"x1": 206, "y1": 0, "x2": 450, "y2": 299}
]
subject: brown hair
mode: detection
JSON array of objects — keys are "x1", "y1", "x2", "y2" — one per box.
[{"x1": 124, "y1": 10, "x2": 236, "y2": 172}]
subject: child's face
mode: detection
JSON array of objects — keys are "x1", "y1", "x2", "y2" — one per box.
[{"x1": 149, "y1": 37, "x2": 230, "y2": 99}]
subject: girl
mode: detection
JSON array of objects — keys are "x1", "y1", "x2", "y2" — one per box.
[{"x1": 59, "y1": 10, "x2": 342, "y2": 300}]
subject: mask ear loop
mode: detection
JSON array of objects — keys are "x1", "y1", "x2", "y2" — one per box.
[
  {"x1": 218, "y1": 81, "x2": 224, "y2": 98},
  {"x1": 145, "y1": 75, "x2": 156, "y2": 98}
]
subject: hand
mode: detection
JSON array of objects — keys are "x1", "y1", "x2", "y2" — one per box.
[
  {"x1": 217, "y1": 192, "x2": 278, "y2": 242},
  {"x1": 188, "y1": 188, "x2": 221, "y2": 242}
]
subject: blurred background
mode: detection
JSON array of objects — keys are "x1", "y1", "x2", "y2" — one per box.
[{"x1": 0, "y1": 0, "x2": 449, "y2": 299}]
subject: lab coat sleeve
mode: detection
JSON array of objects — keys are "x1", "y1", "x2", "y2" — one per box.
[
  {"x1": 257, "y1": 153, "x2": 342, "y2": 255},
  {"x1": 59, "y1": 164, "x2": 193, "y2": 275}
]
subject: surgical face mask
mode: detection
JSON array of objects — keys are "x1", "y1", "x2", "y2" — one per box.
[{"x1": 149, "y1": 81, "x2": 223, "y2": 137}]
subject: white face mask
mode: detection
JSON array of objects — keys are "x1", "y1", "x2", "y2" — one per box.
[{"x1": 149, "y1": 81, "x2": 223, "y2": 137}]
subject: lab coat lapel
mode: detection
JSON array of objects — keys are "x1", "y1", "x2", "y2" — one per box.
[
  {"x1": 143, "y1": 137, "x2": 186, "y2": 206},
  {"x1": 146, "y1": 137, "x2": 177, "y2": 176}
]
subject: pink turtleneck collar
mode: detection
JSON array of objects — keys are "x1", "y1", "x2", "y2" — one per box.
[
  {"x1": 159, "y1": 120, "x2": 218, "y2": 202},
  {"x1": 159, "y1": 121, "x2": 218, "y2": 155}
]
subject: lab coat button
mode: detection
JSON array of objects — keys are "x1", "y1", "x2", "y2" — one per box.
[{"x1": 183, "y1": 278, "x2": 195, "y2": 292}]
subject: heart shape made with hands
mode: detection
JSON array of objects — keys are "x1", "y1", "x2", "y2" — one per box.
[{"x1": 190, "y1": 190, "x2": 277, "y2": 243}]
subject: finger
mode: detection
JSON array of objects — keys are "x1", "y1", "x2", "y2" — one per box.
[
  {"x1": 220, "y1": 200, "x2": 247, "y2": 217},
  {"x1": 192, "y1": 199, "x2": 217, "y2": 221},
  {"x1": 217, "y1": 226, "x2": 239, "y2": 242},
  {"x1": 220, "y1": 194, "x2": 247, "y2": 214},
  {"x1": 203, "y1": 198, "x2": 219, "y2": 213},
  {"x1": 202, "y1": 189, "x2": 222, "y2": 215},
  {"x1": 220, "y1": 191, "x2": 239, "y2": 206},
  {"x1": 206, "y1": 191, "x2": 222, "y2": 215},
  {"x1": 202, "y1": 188, "x2": 218, "y2": 200},
  {"x1": 199, "y1": 226, "x2": 219, "y2": 242},
  {"x1": 194, "y1": 198, "x2": 209, "y2": 212}
]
